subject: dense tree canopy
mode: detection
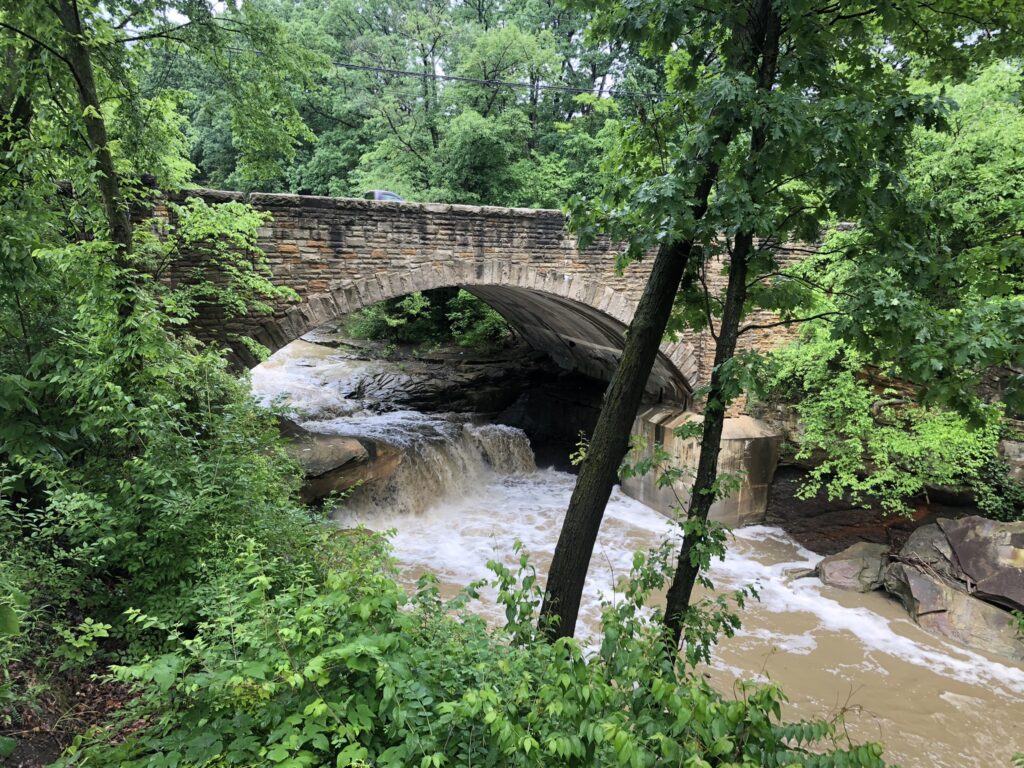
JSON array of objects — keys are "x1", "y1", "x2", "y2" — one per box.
[
  {"x1": 540, "y1": 0, "x2": 1024, "y2": 641},
  {"x1": 152, "y1": 0, "x2": 645, "y2": 205}
]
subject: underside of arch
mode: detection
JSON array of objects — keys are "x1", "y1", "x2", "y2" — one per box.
[
  {"x1": 467, "y1": 286, "x2": 688, "y2": 404},
  {"x1": 229, "y1": 270, "x2": 695, "y2": 404}
]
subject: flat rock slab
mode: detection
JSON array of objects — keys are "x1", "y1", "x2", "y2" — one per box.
[
  {"x1": 286, "y1": 433, "x2": 368, "y2": 478},
  {"x1": 884, "y1": 562, "x2": 1024, "y2": 660},
  {"x1": 938, "y1": 516, "x2": 1024, "y2": 612},
  {"x1": 279, "y1": 420, "x2": 402, "y2": 504},
  {"x1": 818, "y1": 542, "x2": 889, "y2": 592}
]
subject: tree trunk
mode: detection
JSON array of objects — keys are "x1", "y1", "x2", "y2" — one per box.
[
  {"x1": 539, "y1": 0, "x2": 779, "y2": 642},
  {"x1": 663, "y1": 1, "x2": 781, "y2": 649},
  {"x1": 1, "y1": 42, "x2": 35, "y2": 152},
  {"x1": 662, "y1": 234, "x2": 750, "y2": 645},
  {"x1": 54, "y1": 0, "x2": 132, "y2": 260},
  {"x1": 539, "y1": 167, "x2": 726, "y2": 640}
]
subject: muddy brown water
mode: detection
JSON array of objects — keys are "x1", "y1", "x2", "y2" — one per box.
[{"x1": 254, "y1": 339, "x2": 1024, "y2": 768}]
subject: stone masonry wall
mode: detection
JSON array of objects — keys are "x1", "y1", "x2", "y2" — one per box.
[{"x1": 166, "y1": 190, "x2": 808, "y2": 399}]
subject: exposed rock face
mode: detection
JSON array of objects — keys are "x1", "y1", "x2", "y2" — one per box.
[
  {"x1": 803, "y1": 516, "x2": 1024, "y2": 659},
  {"x1": 883, "y1": 562, "x2": 1024, "y2": 661},
  {"x1": 1000, "y1": 437, "x2": 1024, "y2": 484},
  {"x1": 937, "y1": 516, "x2": 1024, "y2": 612},
  {"x1": 309, "y1": 340, "x2": 555, "y2": 415},
  {"x1": 288, "y1": 433, "x2": 368, "y2": 477},
  {"x1": 764, "y1": 466, "x2": 972, "y2": 556},
  {"x1": 897, "y1": 524, "x2": 959, "y2": 582},
  {"x1": 281, "y1": 420, "x2": 402, "y2": 504},
  {"x1": 496, "y1": 375, "x2": 605, "y2": 471},
  {"x1": 873, "y1": 517, "x2": 1024, "y2": 660},
  {"x1": 817, "y1": 542, "x2": 889, "y2": 592}
]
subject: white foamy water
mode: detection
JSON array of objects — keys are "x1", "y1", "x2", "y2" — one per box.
[{"x1": 253, "y1": 338, "x2": 1024, "y2": 768}]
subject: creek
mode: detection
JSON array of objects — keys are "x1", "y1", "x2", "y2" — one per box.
[{"x1": 253, "y1": 336, "x2": 1024, "y2": 768}]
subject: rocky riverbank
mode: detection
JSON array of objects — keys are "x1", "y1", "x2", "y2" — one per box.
[
  {"x1": 815, "y1": 517, "x2": 1024, "y2": 660},
  {"x1": 765, "y1": 466, "x2": 1024, "y2": 659},
  {"x1": 763, "y1": 465, "x2": 972, "y2": 555},
  {"x1": 266, "y1": 333, "x2": 1024, "y2": 662}
]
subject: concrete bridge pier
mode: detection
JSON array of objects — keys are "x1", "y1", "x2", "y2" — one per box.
[{"x1": 621, "y1": 407, "x2": 783, "y2": 528}]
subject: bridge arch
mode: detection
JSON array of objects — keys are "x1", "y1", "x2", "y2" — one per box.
[
  {"x1": 168, "y1": 191, "x2": 709, "y2": 405},
  {"x1": 238, "y1": 262, "x2": 694, "y2": 404}
]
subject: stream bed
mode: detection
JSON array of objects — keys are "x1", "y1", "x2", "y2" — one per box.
[{"x1": 253, "y1": 337, "x2": 1024, "y2": 768}]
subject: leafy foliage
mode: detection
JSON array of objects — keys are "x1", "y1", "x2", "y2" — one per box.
[
  {"x1": 346, "y1": 289, "x2": 511, "y2": 351},
  {"x1": 58, "y1": 532, "x2": 885, "y2": 768},
  {"x1": 144, "y1": 197, "x2": 299, "y2": 325},
  {"x1": 824, "y1": 62, "x2": 1024, "y2": 417},
  {"x1": 151, "y1": 0, "x2": 635, "y2": 204},
  {"x1": 0, "y1": 0, "x2": 326, "y2": 736},
  {"x1": 760, "y1": 325, "x2": 1017, "y2": 516}
]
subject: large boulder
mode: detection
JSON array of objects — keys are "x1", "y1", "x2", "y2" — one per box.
[
  {"x1": 280, "y1": 420, "x2": 402, "y2": 504},
  {"x1": 896, "y1": 523, "x2": 959, "y2": 582},
  {"x1": 287, "y1": 432, "x2": 368, "y2": 478},
  {"x1": 884, "y1": 562, "x2": 1024, "y2": 661},
  {"x1": 817, "y1": 542, "x2": 889, "y2": 592},
  {"x1": 937, "y1": 516, "x2": 1024, "y2": 612}
]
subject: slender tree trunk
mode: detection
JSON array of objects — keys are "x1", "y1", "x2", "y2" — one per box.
[
  {"x1": 662, "y1": 235, "x2": 750, "y2": 644},
  {"x1": 421, "y1": 52, "x2": 439, "y2": 151},
  {"x1": 1, "y1": 43, "x2": 35, "y2": 152},
  {"x1": 539, "y1": 0, "x2": 780, "y2": 642},
  {"x1": 54, "y1": 0, "x2": 132, "y2": 260},
  {"x1": 539, "y1": 167, "x2": 726, "y2": 640},
  {"x1": 663, "y1": 1, "x2": 781, "y2": 649},
  {"x1": 528, "y1": 76, "x2": 539, "y2": 151}
]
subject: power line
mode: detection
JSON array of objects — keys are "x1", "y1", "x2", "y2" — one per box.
[
  {"x1": 223, "y1": 45, "x2": 662, "y2": 99},
  {"x1": 327, "y1": 59, "x2": 662, "y2": 99}
]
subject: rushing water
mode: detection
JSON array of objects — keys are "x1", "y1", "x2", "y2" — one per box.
[{"x1": 253, "y1": 338, "x2": 1024, "y2": 768}]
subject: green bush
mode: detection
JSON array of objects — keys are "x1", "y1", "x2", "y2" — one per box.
[
  {"x1": 758, "y1": 325, "x2": 1020, "y2": 517},
  {"x1": 346, "y1": 289, "x2": 510, "y2": 351},
  {"x1": 446, "y1": 290, "x2": 511, "y2": 351},
  {"x1": 59, "y1": 533, "x2": 885, "y2": 768},
  {"x1": 0, "y1": 201, "x2": 321, "y2": 678}
]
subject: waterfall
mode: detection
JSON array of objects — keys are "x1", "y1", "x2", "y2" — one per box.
[
  {"x1": 328, "y1": 413, "x2": 536, "y2": 517},
  {"x1": 465, "y1": 423, "x2": 537, "y2": 475},
  {"x1": 253, "y1": 336, "x2": 1024, "y2": 768}
]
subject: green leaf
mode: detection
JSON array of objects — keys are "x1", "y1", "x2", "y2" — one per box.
[{"x1": 0, "y1": 736, "x2": 17, "y2": 758}]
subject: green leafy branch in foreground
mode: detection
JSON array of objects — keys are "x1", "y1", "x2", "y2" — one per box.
[{"x1": 58, "y1": 530, "x2": 885, "y2": 768}]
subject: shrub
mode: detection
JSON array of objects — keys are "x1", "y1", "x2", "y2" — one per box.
[
  {"x1": 0, "y1": 201, "x2": 322, "y2": 677},
  {"x1": 758, "y1": 325, "x2": 1018, "y2": 516},
  {"x1": 58, "y1": 533, "x2": 886, "y2": 768},
  {"x1": 346, "y1": 289, "x2": 510, "y2": 351}
]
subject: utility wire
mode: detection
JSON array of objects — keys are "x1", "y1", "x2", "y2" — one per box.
[
  {"x1": 223, "y1": 46, "x2": 662, "y2": 99},
  {"x1": 326, "y1": 59, "x2": 662, "y2": 99}
]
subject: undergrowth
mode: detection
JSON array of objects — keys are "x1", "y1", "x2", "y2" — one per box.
[{"x1": 56, "y1": 532, "x2": 886, "y2": 768}]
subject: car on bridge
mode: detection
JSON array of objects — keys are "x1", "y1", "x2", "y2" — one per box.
[{"x1": 363, "y1": 190, "x2": 404, "y2": 202}]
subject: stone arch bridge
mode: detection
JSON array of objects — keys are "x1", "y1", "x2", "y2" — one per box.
[
  {"x1": 169, "y1": 189, "x2": 803, "y2": 525},
  {"x1": 170, "y1": 190, "x2": 800, "y2": 406}
]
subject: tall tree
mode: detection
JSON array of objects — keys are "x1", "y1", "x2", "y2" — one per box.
[
  {"x1": 0, "y1": 0, "x2": 309, "y2": 622},
  {"x1": 540, "y1": 0, "x2": 1024, "y2": 643},
  {"x1": 831, "y1": 61, "x2": 1024, "y2": 418}
]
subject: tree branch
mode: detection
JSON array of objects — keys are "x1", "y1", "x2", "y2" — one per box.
[
  {"x1": 0, "y1": 21, "x2": 72, "y2": 67},
  {"x1": 737, "y1": 310, "x2": 842, "y2": 335}
]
